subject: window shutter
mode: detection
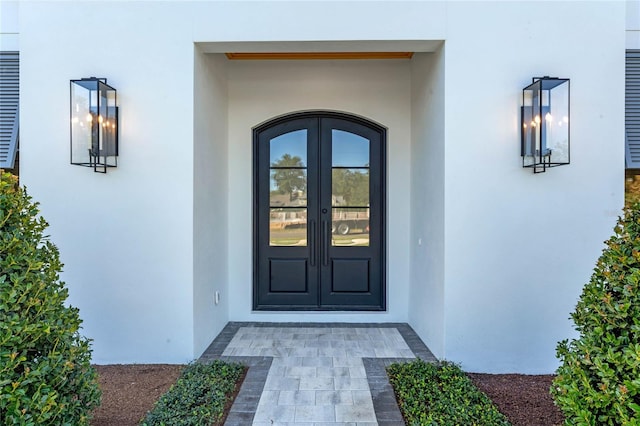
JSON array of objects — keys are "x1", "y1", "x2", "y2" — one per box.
[
  {"x1": 627, "y1": 50, "x2": 640, "y2": 168},
  {"x1": 0, "y1": 52, "x2": 19, "y2": 169}
]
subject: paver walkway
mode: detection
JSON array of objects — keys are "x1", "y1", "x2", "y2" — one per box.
[{"x1": 200, "y1": 323, "x2": 436, "y2": 426}]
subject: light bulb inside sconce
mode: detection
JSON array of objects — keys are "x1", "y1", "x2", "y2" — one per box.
[
  {"x1": 534, "y1": 115, "x2": 541, "y2": 124},
  {"x1": 530, "y1": 121, "x2": 537, "y2": 127},
  {"x1": 98, "y1": 115, "x2": 104, "y2": 124},
  {"x1": 545, "y1": 112, "x2": 552, "y2": 122}
]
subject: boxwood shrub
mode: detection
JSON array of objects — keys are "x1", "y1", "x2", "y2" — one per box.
[
  {"x1": 0, "y1": 172, "x2": 101, "y2": 425},
  {"x1": 552, "y1": 202, "x2": 640, "y2": 425},
  {"x1": 141, "y1": 360, "x2": 246, "y2": 426},
  {"x1": 387, "y1": 359, "x2": 511, "y2": 426}
]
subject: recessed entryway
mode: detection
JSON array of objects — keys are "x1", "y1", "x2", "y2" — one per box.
[
  {"x1": 253, "y1": 112, "x2": 386, "y2": 310},
  {"x1": 195, "y1": 49, "x2": 423, "y2": 325}
]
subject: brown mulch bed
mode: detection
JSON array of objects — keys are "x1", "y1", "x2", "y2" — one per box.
[
  {"x1": 91, "y1": 364, "x2": 183, "y2": 426},
  {"x1": 91, "y1": 365, "x2": 564, "y2": 425},
  {"x1": 468, "y1": 373, "x2": 565, "y2": 426}
]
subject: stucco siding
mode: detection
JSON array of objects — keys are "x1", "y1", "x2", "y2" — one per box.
[{"x1": 15, "y1": 1, "x2": 627, "y2": 372}]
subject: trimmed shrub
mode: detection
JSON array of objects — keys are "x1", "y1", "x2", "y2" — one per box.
[
  {"x1": 0, "y1": 172, "x2": 101, "y2": 425},
  {"x1": 387, "y1": 359, "x2": 511, "y2": 425},
  {"x1": 552, "y1": 202, "x2": 640, "y2": 425},
  {"x1": 141, "y1": 361, "x2": 246, "y2": 426}
]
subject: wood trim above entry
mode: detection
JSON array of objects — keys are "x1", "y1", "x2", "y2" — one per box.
[{"x1": 225, "y1": 52, "x2": 414, "y2": 60}]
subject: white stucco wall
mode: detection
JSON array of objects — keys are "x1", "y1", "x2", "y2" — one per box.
[
  {"x1": 193, "y1": 51, "x2": 229, "y2": 357},
  {"x1": 16, "y1": 1, "x2": 626, "y2": 372},
  {"x1": 20, "y1": 2, "x2": 197, "y2": 363},
  {"x1": 0, "y1": 0, "x2": 19, "y2": 51},
  {"x1": 409, "y1": 49, "x2": 446, "y2": 359},
  {"x1": 628, "y1": 0, "x2": 640, "y2": 48},
  {"x1": 441, "y1": 1, "x2": 625, "y2": 373}
]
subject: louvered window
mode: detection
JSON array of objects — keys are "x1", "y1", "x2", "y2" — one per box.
[
  {"x1": 0, "y1": 52, "x2": 19, "y2": 169},
  {"x1": 627, "y1": 50, "x2": 640, "y2": 168}
]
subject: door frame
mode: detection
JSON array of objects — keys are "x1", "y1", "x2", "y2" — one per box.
[{"x1": 252, "y1": 110, "x2": 387, "y2": 311}]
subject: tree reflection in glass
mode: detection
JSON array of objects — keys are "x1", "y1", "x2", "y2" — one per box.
[
  {"x1": 270, "y1": 153, "x2": 308, "y2": 246},
  {"x1": 270, "y1": 154, "x2": 307, "y2": 206}
]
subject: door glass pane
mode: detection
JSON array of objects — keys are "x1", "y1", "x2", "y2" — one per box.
[
  {"x1": 270, "y1": 170, "x2": 307, "y2": 207},
  {"x1": 331, "y1": 129, "x2": 370, "y2": 247},
  {"x1": 332, "y1": 130, "x2": 369, "y2": 167},
  {"x1": 331, "y1": 208, "x2": 369, "y2": 246},
  {"x1": 332, "y1": 168, "x2": 369, "y2": 207},
  {"x1": 269, "y1": 129, "x2": 308, "y2": 246},
  {"x1": 270, "y1": 130, "x2": 307, "y2": 167},
  {"x1": 270, "y1": 208, "x2": 307, "y2": 246}
]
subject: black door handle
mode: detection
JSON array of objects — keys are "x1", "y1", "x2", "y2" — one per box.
[
  {"x1": 323, "y1": 220, "x2": 329, "y2": 266},
  {"x1": 309, "y1": 220, "x2": 316, "y2": 266}
]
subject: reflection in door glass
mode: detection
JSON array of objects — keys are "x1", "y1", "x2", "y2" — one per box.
[
  {"x1": 270, "y1": 170, "x2": 307, "y2": 207},
  {"x1": 270, "y1": 208, "x2": 307, "y2": 246},
  {"x1": 331, "y1": 208, "x2": 369, "y2": 246},
  {"x1": 269, "y1": 130, "x2": 308, "y2": 246},
  {"x1": 332, "y1": 130, "x2": 369, "y2": 167},
  {"x1": 270, "y1": 130, "x2": 307, "y2": 167},
  {"x1": 332, "y1": 168, "x2": 369, "y2": 207}
]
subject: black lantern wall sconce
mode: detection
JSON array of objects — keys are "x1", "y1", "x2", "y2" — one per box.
[
  {"x1": 521, "y1": 76, "x2": 570, "y2": 173},
  {"x1": 70, "y1": 77, "x2": 118, "y2": 173}
]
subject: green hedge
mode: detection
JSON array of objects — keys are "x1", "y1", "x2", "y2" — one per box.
[
  {"x1": 141, "y1": 361, "x2": 245, "y2": 426},
  {"x1": 387, "y1": 360, "x2": 510, "y2": 426},
  {"x1": 552, "y1": 201, "x2": 640, "y2": 425},
  {"x1": 0, "y1": 171, "x2": 100, "y2": 425}
]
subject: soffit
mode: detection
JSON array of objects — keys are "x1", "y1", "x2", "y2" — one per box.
[{"x1": 197, "y1": 40, "x2": 443, "y2": 55}]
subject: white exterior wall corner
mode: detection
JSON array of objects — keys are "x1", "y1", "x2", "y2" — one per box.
[
  {"x1": 19, "y1": 1, "x2": 198, "y2": 363},
  {"x1": 409, "y1": 48, "x2": 446, "y2": 359},
  {"x1": 193, "y1": 50, "x2": 229, "y2": 358},
  {"x1": 442, "y1": 1, "x2": 626, "y2": 373}
]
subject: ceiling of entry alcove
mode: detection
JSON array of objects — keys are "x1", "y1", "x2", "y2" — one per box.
[{"x1": 197, "y1": 40, "x2": 443, "y2": 57}]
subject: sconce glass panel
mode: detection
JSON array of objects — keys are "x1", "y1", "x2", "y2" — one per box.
[
  {"x1": 70, "y1": 78, "x2": 118, "y2": 173},
  {"x1": 521, "y1": 77, "x2": 569, "y2": 173}
]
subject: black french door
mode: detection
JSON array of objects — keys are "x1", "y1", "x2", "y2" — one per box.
[{"x1": 253, "y1": 112, "x2": 386, "y2": 310}]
